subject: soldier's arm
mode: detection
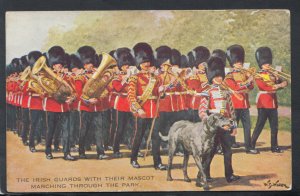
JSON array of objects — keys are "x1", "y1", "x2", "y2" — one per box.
[
  {"x1": 112, "y1": 79, "x2": 125, "y2": 92},
  {"x1": 224, "y1": 76, "x2": 250, "y2": 91},
  {"x1": 128, "y1": 75, "x2": 142, "y2": 113},
  {"x1": 255, "y1": 77, "x2": 276, "y2": 91},
  {"x1": 198, "y1": 91, "x2": 209, "y2": 120}
]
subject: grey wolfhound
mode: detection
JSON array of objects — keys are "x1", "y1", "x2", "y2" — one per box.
[{"x1": 159, "y1": 113, "x2": 232, "y2": 190}]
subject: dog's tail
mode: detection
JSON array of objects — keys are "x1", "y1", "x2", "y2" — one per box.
[{"x1": 159, "y1": 132, "x2": 169, "y2": 141}]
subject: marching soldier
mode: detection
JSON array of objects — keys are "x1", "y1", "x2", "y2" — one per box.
[
  {"x1": 186, "y1": 46, "x2": 210, "y2": 122},
  {"x1": 111, "y1": 47, "x2": 136, "y2": 158},
  {"x1": 26, "y1": 51, "x2": 44, "y2": 152},
  {"x1": 171, "y1": 49, "x2": 189, "y2": 121},
  {"x1": 44, "y1": 46, "x2": 75, "y2": 161},
  {"x1": 20, "y1": 55, "x2": 30, "y2": 146},
  {"x1": 128, "y1": 42, "x2": 166, "y2": 170},
  {"x1": 76, "y1": 46, "x2": 109, "y2": 160},
  {"x1": 251, "y1": 47, "x2": 288, "y2": 153},
  {"x1": 155, "y1": 45, "x2": 178, "y2": 130},
  {"x1": 198, "y1": 49, "x2": 240, "y2": 183},
  {"x1": 224, "y1": 44, "x2": 258, "y2": 154},
  {"x1": 107, "y1": 50, "x2": 119, "y2": 151},
  {"x1": 68, "y1": 54, "x2": 83, "y2": 151}
]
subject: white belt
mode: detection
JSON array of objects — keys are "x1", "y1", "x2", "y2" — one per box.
[
  {"x1": 258, "y1": 91, "x2": 276, "y2": 94},
  {"x1": 209, "y1": 109, "x2": 226, "y2": 114}
]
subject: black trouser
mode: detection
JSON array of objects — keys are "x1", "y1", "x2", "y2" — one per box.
[
  {"x1": 45, "y1": 112, "x2": 70, "y2": 155},
  {"x1": 130, "y1": 117, "x2": 162, "y2": 167},
  {"x1": 6, "y1": 104, "x2": 12, "y2": 131},
  {"x1": 102, "y1": 110, "x2": 111, "y2": 150},
  {"x1": 206, "y1": 130, "x2": 234, "y2": 179},
  {"x1": 79, "y1": 111, "x2": 106, "y2": 155},
  {"x1": 251, "y1": 108, "x2": 279, "y2": 148},
  {"x1": 21, "y1": 108, "x2": 30, "y2": 143},
  {"x1": 231, "y1": 109, "x2": 252, "y2": 150},
  {"x1": 189, "y1": 109, "x2": 201, "y2": 123},
  {"x1": 29, "y1": 110, "x2": 44, "y2": 148},
  {"x1": 6, "y1": 104, "x2": 15, "y2": 131},
  {"x1": 109, "y1": 109, "x2": 117, "y2": 147},
  {"x1": 70, "y1": 110, "x2": 80, "y2": 147},
  {"x1": 113, "y1": 111, "x2": 134, "y2": 153},
  {"x1": 16, "y1": 106, "x2": 22, "y2": 135},
  {"x1": 8, "y1": 105, "x2": 17, "y2": 131}
]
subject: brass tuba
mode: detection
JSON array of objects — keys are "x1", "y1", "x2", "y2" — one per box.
[
  {"x1": 31, "y1": 56, "x2": 75, "y2": 103},
  {"x1": 81, "y1": 52, "x2": 117, "y2": 100},
  {"x1": 20, "y1": 66, "x2": 45, "y2": 95}
]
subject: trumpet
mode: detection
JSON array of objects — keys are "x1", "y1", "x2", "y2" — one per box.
[
  {"x1": 220, "y1": 82, "x2": 244, "y2": 101},
  {"x1": 268, "y1": 67, "x2": 291, "y2": 82}
]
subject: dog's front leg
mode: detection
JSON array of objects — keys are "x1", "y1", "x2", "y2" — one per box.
[
  {"x1": 183, "y1": 150, "x2": 191, "y2": 182},
  {"x1": 193, "y1": 155, "x2": 209, "y2": 191}
]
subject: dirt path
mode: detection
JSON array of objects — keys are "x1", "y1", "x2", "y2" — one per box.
[{"x1": 6, "y1": 129, "x2": 291, "y2": 192}]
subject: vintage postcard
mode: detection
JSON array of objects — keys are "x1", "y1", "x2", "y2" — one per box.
[{"x1": 5, "y1": 10, "x2": 291, "y2": 192}]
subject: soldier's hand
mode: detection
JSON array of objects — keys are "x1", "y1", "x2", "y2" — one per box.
[
  {"x1": 65, "y1": 96, "x2": 74, "y2": 104},
  {"x1": 137, "y1": 109, "x2": 146, "y2": 118},
  {"x1": 230, "y1": 128, "x2": 237, "y2": 136},
  {"x1": 158, "y1": 85, "x2": 165, "y2": 93},
  {"x1": 89, "y1": 98, "x2": 98, "y2": 104}
]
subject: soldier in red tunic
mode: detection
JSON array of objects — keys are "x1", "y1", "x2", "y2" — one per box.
[
  {"x1": 107, "y1": 50, "x2": 119, "y2": 151},
  {"x1": 65, "y1": 54, "x2": 83, "y2": 152},
  {"x1": 224, "y1": 44, "x2": 258, "y2": 154},
  {"x1": 251, "y1": 47, "x2": 288, "y2": 153},
  {"x1": 26, "y1": 51, "x2": 45, "y2": 152},
  {"x1": 44, "y1": 46, "x2": 75, "y2": 161},
  {"x1": 128, "y1": 42, "x2": 166, "y2": 170},
  {"x1": 19, "y1": 55, "x2": 30, "y2": 146},
  {"x1": 198, "y1": 49, "x2": 240, "y2": 183},
  {"x1": 76, "y1": 46, "x2": 109, "y2": 160},
  {"x1": 111, "y1": 47, "x2": 136, "y2": 158},
  {"x1": 186, "y1": 46, "x2": 210, "y2": 122}
]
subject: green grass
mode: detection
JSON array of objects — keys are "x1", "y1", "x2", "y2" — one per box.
[{"x1": 237, "y1": 116, "x2": 291, "y2": 132}]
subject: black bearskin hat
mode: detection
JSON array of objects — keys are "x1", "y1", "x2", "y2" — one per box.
[
  {"x1": 28, "y1": 51, "x2": 42, "y2": 67},
  {"x1": 170, "y1": 49, "x2": 181, "y2": 67},
  {"x1": 207, "y1": 49, "x2": 226, "y2": 84},
  {"x1": 115, "y1": 47, "x2": 135, "y2": 70},
  {"x1": 69, "y1": 54, "x2": 83, "y2": 70},
  {"x1": 187, "y1": 51, "x2": 196, "y2": 68},
  {"x1": 77, "y1": 46, "x2": 97, "y2": 66},
  {"x1": 155, "y1": 45, "x2": 172, "y2": 68},
  {"x1": 181, "y1": 55, "x2": 189, "y2": 68},
  {"x1": 226, "y1": 44, "x2": 245, "y2": 67},
  {"x1": 193, "y1": 46, "x2": 210, "y2": 66},
  {"x1": 133, "y1": 42, "x2": 154, "y2": 69},
  {"x1": 63, "y1": 53, "x2": 70, "y2": 69},
  {"x1": 48, "y1": 46, "x2": 65, "y2": 67},
  {"x1": 11, "y1": 58, "x2": 22, "y2": 73},
  {"x1": 20, "y1": 55, "x2": 29, "y2": 71},
  {"x1": 255, "y1": 47, "x2": 272, "y2": 68}
]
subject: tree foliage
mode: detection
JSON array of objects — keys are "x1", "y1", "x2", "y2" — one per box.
[{"x1": 43, "y1": 10, "x2": 291, "y2": 105}]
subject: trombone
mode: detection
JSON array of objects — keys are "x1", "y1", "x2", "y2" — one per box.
[{"x1": 268, "y1": 67, "x2": 291, "y2": 82}]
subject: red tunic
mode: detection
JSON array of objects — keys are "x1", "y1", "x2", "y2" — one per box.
[
  {"x1": 224, "y1": 70, "x2": 254, "y2": 109},
  {"x1": 199, "y1": 85, "x2": 233, "y2": 118},
  {"x1": 158, "y1": 72, "x2": 178, "y2": 112},
  {"x1": 128, "y1": 72, "x2": 161, "y2": 118},
  {"x1": 186, "y1": 73, "x2": 209, "y2": 110},
  {"x1": 255, "y1": 70, "x2": 278, "y2": 109},
  {"x1": 112, "y1": 77, "x2": 131, "y2": 112},
  {"x1": 21, "y1": 81, "x2": 30, "y2": 108}
]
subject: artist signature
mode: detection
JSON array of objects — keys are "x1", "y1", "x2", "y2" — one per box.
[{"x1": 264, "y1": 179, "x2": 289, "y2": 189}]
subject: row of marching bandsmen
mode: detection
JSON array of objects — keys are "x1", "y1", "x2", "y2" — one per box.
[{"x1": 6, "y1": 43, "x2": 288, "y2": 182}]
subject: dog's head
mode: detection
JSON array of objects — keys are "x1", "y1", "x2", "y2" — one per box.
[{"x1": 206, "y1": 113, "x2": 232, "y2": 132}]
